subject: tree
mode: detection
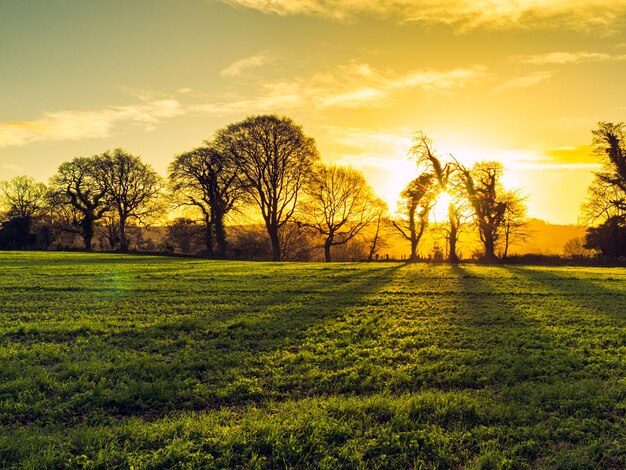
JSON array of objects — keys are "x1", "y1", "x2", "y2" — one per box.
[
  {"x1": 298, "y1": 165, "x2": 380, "y2": 262},
  {"x1": 409, "y1": 132, "x2": 462, "y2": 262},
  {"x1": 582, "y1": 122, "x2": 626, "y2": 223},
  {"x1": 500, "y1": 190, "x2": 530, "y2": 258},
  {"x1": 430, "y1": 194, "x2": 472, "y2": 262},
  {"x1": 168, "y1": 145, "x2": 242, "y2": 258},
  {"x1": 95, "y1": 149, "x2": 163, "y2": 253},
  {"x1": 48, "y1": 157, "x2": 109, "y2": 250},
  {"x1": 457, "y1": 161, "x2": 510, "y2": 262},
  {"x1": 0, "y1": 175, "x2": 47, "y2": 219},
  {"x1": 563, "y1": 236, "x2": 595, "y2": 258},
  {"x1": 165, "y1": 217, "x2": 203, "y2": 254},
  {"x1": 365, "y1": 197, "x2": 388, "y2": 262},
  {"x1": 584, "y1": 215, "x2": 626, "y2": 259},
  {"x1": 391, "y1": 172, "x2": 436, "y2": 262},
  {"x1": 215, "y1": 115, "x2": 319, "y2": 261}
]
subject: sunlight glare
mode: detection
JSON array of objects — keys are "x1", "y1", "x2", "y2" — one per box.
[{"x1": 431, "y1": 191, "x2": 452, "y2": 222}]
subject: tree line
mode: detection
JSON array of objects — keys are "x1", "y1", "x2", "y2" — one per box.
[{"x1": 0, "y1": 114, "x2": 534, "y2": 262}]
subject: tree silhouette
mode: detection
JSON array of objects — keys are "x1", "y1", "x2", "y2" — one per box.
[
  {"x1": 391, "y1": 172, "x2": 436, "y2": 262},
  {"x1": 165, "y1": 217, "x2": 202, "y2": 254},
  {"x1": 409, "y1": 132, "x2": 461, "y2": 262},
  {"x1": 0, "y1": 176, "x2": 47, "y2": 219},
  {"x1": 585, "y1": 215, "x2": 626, "y2": 259},
  {"x1": 298, "y1": 165, "x2": 380, "y2": 262},
  {"x1": 215, "y1": 115, "x2": 319, "y2": 261},
  {"x1": 500, "y1": 190, "x2": 530, "y2": 258},
  {"x1": 95, "y1": 149, "x2": 163, "y2": 253},
  {"x1": 457, "y1": 161, "x2": 509, "y2": 262},
  {"x1": 48, "y1": 157, "x2": 109, "y2": 250},
  {"x1": 168, "y1": 145, "x2": 242, "y2": 258},
  {"x1": 583, "y1": 122, "x2": 626, "y2": 222}
]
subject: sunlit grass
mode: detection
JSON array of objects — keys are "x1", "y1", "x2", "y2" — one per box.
[{"x1": 1, "y1": 252, "x2": 626, "y2": 468}]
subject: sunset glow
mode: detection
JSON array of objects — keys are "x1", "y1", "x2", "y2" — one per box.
[
  {"x1": 1, "y1": 1, "x2": 625, "y2": 224},
  {"x1": 431, "y1": 191, "x2": 453, "y2": 223}
]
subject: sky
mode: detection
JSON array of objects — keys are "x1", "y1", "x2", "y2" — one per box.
[{"x1": 2, "y1": 0, "x2": 626, "y2": 224}]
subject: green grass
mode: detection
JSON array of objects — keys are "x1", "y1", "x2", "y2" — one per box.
[{"x1": 1, "y1": 252, "x2": 626, "y2": 469}]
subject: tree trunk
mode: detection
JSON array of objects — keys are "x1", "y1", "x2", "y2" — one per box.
[
  {"x1": 204, "y1": 222, "x2": 214, "y2": 258},
  {"x1": 483, "y1": 234, "x2": 497, "y2": 263},
  {"x1": 324, "y1": 237, "x2": 333, "y2": 262},
  {"x1": 268, "y1": 225, "x2": 281, "y2": 261},
  {"x1": 409, "y1": 204, "x2": 418, "y2": 262},
  {"x1": 82, "y1": 215, "x2": 94, "y2": 251},
  {"x1": 119, "y1": 216, "x2": 128, "y2": 253},
  {"x1": 410, "y1": 238, "x2": 418, "y2": 262},
  {"x1": 448, "y1": 223, "x2": 459, "y2": 263},
  {"x1": 368, "y1": 217, "x2": 381, "y2": 262},
  {"x1": 214, "y1": 214, "x2": 227, "y2": 259}
]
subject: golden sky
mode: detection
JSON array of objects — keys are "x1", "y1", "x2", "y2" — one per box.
[{"x1": 2, "y1": 0, "x2": 626, "y2": 223}]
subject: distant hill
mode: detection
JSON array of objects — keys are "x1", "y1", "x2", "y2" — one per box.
[
  {"x1": 513, "y1": 219, "x2": 587, "y2": 256},
  {"x1": 380, "y1": 218, "x2": 588, "y2": 260}
]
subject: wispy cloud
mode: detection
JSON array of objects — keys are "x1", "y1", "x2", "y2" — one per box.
[
  {"x1": 218, "y1": 0, "x2": 626, "y2": 31},
  {"x1": 202, "y1": 62, "x2": 488, "y2": 112},
  {"x1": 513, "y1": 51, "x2": 617, "y2": 65},
  {"x1": 0, "y1": 100, "x2": 182, "y2": 148},
  {"x1": 221, "y1": 52, "x2": 272, "y2": 77},
  {"x1": 494, "y1": 71, "x2": 552, "y2": 91},
  {"x1": 313, "y1": 63, "x2": 488, "y2": 108}
]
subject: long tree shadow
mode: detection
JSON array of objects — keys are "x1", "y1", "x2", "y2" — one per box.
[
  {"x1": 502, "y1": 265, "x2": 626, "y2": 380},
  {"x1": 2, "y1": 262, "x2": 406, "y2": 425},
  {"x1": 446, "y1": 264, "x2": 626, "y2": 466},
  {"x1": 448, "y1": 264, "x2": 585, "y2": 389}
]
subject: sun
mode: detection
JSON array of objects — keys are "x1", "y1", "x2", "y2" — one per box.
[{"x1": 431, "y1": 191, "x2": 452, "y2": 222}]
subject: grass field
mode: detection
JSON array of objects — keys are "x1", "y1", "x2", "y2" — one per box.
[{"x1": 1, "y1": 252, "x2": 626, "y2": 469}]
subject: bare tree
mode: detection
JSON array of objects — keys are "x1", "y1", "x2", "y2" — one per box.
[
  {"x1": 166, "y1": 217, "x2": 203, "y2": 254},
  {"x1": 0, "y1": 175, "x2": 47, "y2": 219},
  {"x1": 298, "y1": 165, "x2": 380, "y2": 262},
  {"x1": 458, "y1": 161, "x2": 505, "y2": 262},
  {"x1": 563, "y1": 236, "x2": 595, "y2": 258},
  {"x1": 365, "y1": 197, "x2": 388, "y2": 262},
  {"x1": 409, "y1": 132, "x2": 463, "y2": 262},
  {"x1": 168, "y1": 145, "x2": 242, "y2": 258},
  {"x1": 215, "y1": 115, "x2": 319, "y2": 261},
  {"x1": 391, "y1": 172, "x2": 436, "y2": 262},
  {"x1": 430, "y1": 194, "x2": 472, "y2": 262},
  {"x1": 457, "y1": 161, "x2": 527, "y2": 262},
  {"x1": 500, "y1": 190, "x2": 530, "y2": 258},
  {"x1": 48, "y1": 157, "x2": 109, "y2": 250},
  {"x1": 279, "y1": 222, "x2": 315, "y2": 261},
  {"x1": 95, "y1": 149, "x2": 163, "y2": 253}
]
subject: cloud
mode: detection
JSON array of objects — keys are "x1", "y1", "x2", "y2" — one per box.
[
  {"x1": 218, "y1": 0, "x2": 626, "y2": 31},
  {"x1": 313, "y1": 63, "x2": 488, "y2": 108},
  {"x1": 498, "y1": 146, "x2": 600, "y2": 171},
  {"x1": 545, "y1": 145, "x2": 596, "y2": 164},
  {"x1": 0, "y1": 99, "x2": 183, "y2": 148},
  {"x1": 199, "y1": 62, "x2": 488, "y2": 114},
  {"x1": 0, "y1": 61, "x2": 488, "y2": 149},
  {"x1": 513, "y1": 51, "x2": 615, "y2": 64},
  {"x1": 221, "y1": 52, "x2": 272, "y2": 77},
  {"x1": 494, "y1": 71, "x2": 552, "y2": 91}
]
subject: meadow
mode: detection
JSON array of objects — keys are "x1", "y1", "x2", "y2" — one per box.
[{"x1": 1, "y1": 252, "x2": 625, "y2": 469}]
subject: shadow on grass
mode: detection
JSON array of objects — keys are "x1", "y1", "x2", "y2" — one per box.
[
  {"x1": 2, "y1": 262, "x2": 406, "y2": 425},
  {"x1": 503, "y1": 265, "x2": 626, "y2": 324},
  {"x1": 449, "y1": 264, "x2": 586, "y2": 388},
  {"x1": 449, "y1": 264, "x2": 626, "y2": 467}
]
